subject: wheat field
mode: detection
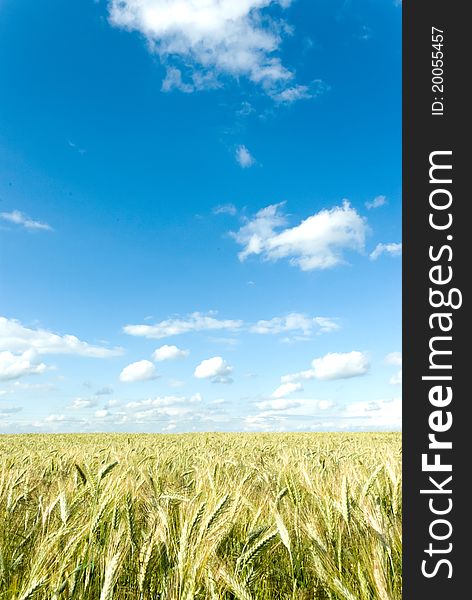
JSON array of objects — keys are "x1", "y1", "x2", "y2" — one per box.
[{"x1": 0, "y1": 432, "x2": 401, "y2": 600}]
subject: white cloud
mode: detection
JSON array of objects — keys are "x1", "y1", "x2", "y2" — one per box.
[
  {"x1": 252, "y1": 314, "x2": 310, "y2": 335},
  {"x1": 95, "y1": 409, "x2": 109, "y2": 418},
  {"x1": 124, "y1": 312, "x2": 243, "y2": 339},
  {"x1": 194, "y1": 356, "x2": 233, "y2": 383},
  {"x1": 161, "y1": 66, "x2": 194, "y2": 92},
  {"x1": 271, "y1": 381, "x2": 302, "y2": 398},
  {"x1": 135, "y1": 406, "x2": 190, "y2": 419},
  {"x1": 251, "y1": 313, "x2": 339, "y2": 336},
  {"x1": 124, "y1": 312, "x2": 338, "y2": 344},
  {"x1": 232, "y1": 201, "x2": 368, "y2": 270},
  {"x1": 281, "y1": 368, "x2": 317, "y2": 384},
  {"x1": 126, "y1": 393, "x2": 202, "y2": 411},
  {"x1": 385, "y1": 352, "x2": 402, "y2": 366},
  {"x1": 152, "y1": 344, "x2": 189, "y2": 361},
  {"x1": 311, "y1": 351, "x2": 370, "y2": 380},
  {"x1": 108, "y1": 0, "x2": 295, "y2": 93},
  {"x1": 370, "y1": 242, "x2": 402, "y2": 260},
  {"x1": 0, "y1": 349, "x2": 47, "y2": 381},
  {"x1": 245, "y1": 398, "x2": 335, "y2": 429},
  {"x1": 119, "y1": 360, "x2": 157, "y2": 383},
  {"x1": 237, "y1": 101, "x2": 255, "y2": 117},
  {"x1": 105, "y1": 399, "x2": 121, "y2": 407},
  {"x1": 213, "y1": 203, "x2": 237, "y2": 216},
  {"x1": 235, "y1": 145, "x2": 256, "y2": 168},
  {"x1": 161, "y1": 66, "x2": 222, "y2": 93},
  {"x1": 282, "y1": 351, "x2": 370, "y2": 383},
  {"x1": 365, "y1": 195, "x2": 387, "y2": 210},
  {"x1": 385, "y1": 352, "x2": 402, "y2": 385},
  {"x1": 271, "y1": 84, "x2": 311, "y2": 104},
  {"x1": 0, "y1": 210, "x2": 52, "y2": 231},
  {"x1": 313, "y1": 317, "x2": 341, "y2": 333},
  {"x1": 318, "y1": 400, "x2": 334, "y2": 410},
  {"x1": 342, "y1": 397, "x2": 401, "y2": 429},
  {"x1": 29, "y1": 393, "x2": 228, "y2": 431},
  {"x1": 256, "y1": 398, "x2": 333, "y2": 412},
  {"x1": 67, "y1": 140, "x2": 87, "y2": 155},
  {"x1": 270, "y1": 80, "x2": 329, "y2": 104},
  {"x1": 232, "y1": 202, "x2": 286, "y2": 260},
  {"x1": 0, "y1": 316, "x2": 123, "y2": 357},
  {"x1": 71, "y1": 397, "x2": 98, "y2": 409},
  {"x1": 45, "y1": 414, "x2": 66, "y2": 423},
  {"x1": 256, "y1": 398, "x2": 302, "y2": 411},
  {"x1": 123, "y1": 393, "x2": 204, "y2": 421}
]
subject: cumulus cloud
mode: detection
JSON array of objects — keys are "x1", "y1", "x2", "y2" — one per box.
[
  {"x1": 124, "y1": 312, "x2": 243, "y2": 339},
  {"x1": 0, "y1": 316, "x2": 123, "y2": 357},
  {"x1": 152, "y1": 344, "x2": 189, "y2": 361},
  {"x1": 370, "y1": 242, "x2": 402, "y2": 260},
  {"x1": 232, "y1": 201, "x2": 368, "y2": 270},
  {"x1": 271, "y1": 381, "x2": 302, "y2": 398},
  {"x1": 108, "y1": 0, "x2": 296, "y2": 94},
  {"x1": 0, "y1": 349, "x2": 47, "y2": 381},
  {"x1": 71, "y1": 397, "x2": 98, "y2": 409},
  {"x1": 119, "y1": 360, "x2": 157, "y2": 383},
  {"x1": 282, "y1": 351, "x2": 370, "y2": 383},
  {"x1": 194, "y1": 356, "x2": 233, "y2": 383},
  {"x1": 251, "y1": 313, "x2": 339, "y2": 336},
  {"x1": 235, "y1": 145, "x2": 256, "y2": 168},
  {"x1": 312, "y1": 351, "x2": 370, "y2": 380},
  {"x1": 0, "y1": 210, "x2": 52, "y2": 231},
  {"x1": 365, "y1": 195, "x2": 387, "y2": 210}
]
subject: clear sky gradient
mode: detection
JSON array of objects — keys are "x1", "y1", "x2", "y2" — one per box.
[{"x1": 0, "y1": 0, "x2": 401, "y2": 433}]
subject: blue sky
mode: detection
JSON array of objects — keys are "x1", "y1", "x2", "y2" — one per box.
[{"x1": 0, "y1": 0, "x2": 401, "y2": 433}]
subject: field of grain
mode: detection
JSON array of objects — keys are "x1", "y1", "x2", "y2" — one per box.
[{"x1": 0, "y1": 433, "x2": 401, "y2": 600}]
